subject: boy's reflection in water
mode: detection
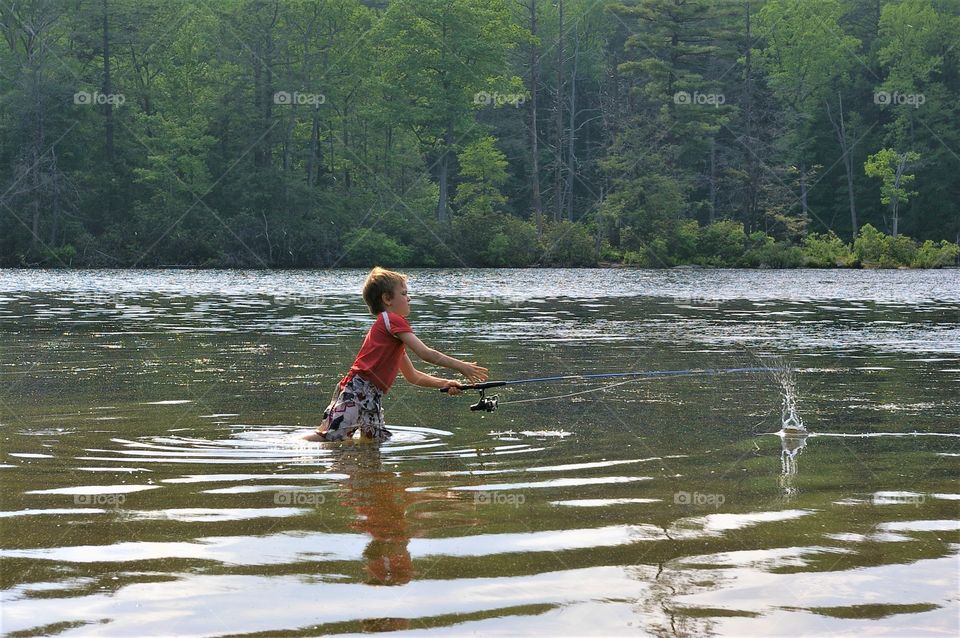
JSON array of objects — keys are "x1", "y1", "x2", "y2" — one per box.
[
  {"x1": 328, "y1": 443, "x2": 470, "y2": 588},
  {"x1": 327, "y1": 443, "x2": 471, "y2": 632},
  {"x1": 335, "y1": 444, "x2": 413, "y2": 586}
]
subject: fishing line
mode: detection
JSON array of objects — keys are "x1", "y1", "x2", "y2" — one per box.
[
  {"x1": 444, "y1": 366, "x2": 777, "y2": 412},
  {"x1": 498, "y1": 375, "x2": 658, "y2": 406}
]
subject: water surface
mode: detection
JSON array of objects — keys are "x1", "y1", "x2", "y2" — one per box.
[{"x1": 1, "y1": 269, "x2": 958, "y2": 636}]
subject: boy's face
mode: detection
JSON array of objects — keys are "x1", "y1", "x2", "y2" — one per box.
[{"x1": 384, "y1": 282, "x2": 411, "y2": 316}]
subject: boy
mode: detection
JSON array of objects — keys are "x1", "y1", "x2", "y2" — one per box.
[{"x1": 304, "y1": 267, "x2": 488, "y2": 442}]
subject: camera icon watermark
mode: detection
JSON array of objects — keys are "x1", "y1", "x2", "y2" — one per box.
[
  {"x1": 274, "y1": 91, "x2": 326, "y2": 106},
  {"x1": 274, "y1": 491, "x2": 326, "y2": 506},
  {"x1": 474, "y1": 491, "x2": 525, "y2": 508},
  {"x1": 874, "y1": 91, "x2": 925, "y2": 108},
  {"x1": 74, "y1": 91, "x2": 126, "y2": 106},
  {"x1": 473, "y1": 91, "x2": 526, "y2": 108},
  {"x1": 674, "y1": 490, "x2": 725, "y2": 508},
  {"x1": 74, "y1": 493, "x2": 126, "y2": 506},
  {"x1": 674, "y1": 91, "x2": 725, "y2": 107}
]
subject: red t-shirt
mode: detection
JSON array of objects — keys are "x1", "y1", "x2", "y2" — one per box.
[{"x1": 341, "y1": 311, "x2": 413, "y2": 393}]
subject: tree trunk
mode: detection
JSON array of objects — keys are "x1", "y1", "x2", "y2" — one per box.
[
  {"x1": 826, "y1": 92, "x2": 857, "y2": 239},
  {"x1": 842, "y1": 102, "x2": 858, "y2": 237},
  {"x1": 30, "y1": 57, "x2": 43, "y2": 247},
  {"x1": 308, "y1": 103, "x2": 320, "y2": 187},
  {"x1": 252, "y1": 5, "x2": 278, "y2": 172},
  {"x1": 709, "y1": 137, "x2": 717, "y2": 224},
  {"x1": 799, "y1": 157, "x2": 809, "y2": 229},
  {"x1": 891, "y1": 161, "x2": 904, "y2": 238},
  {"x1": 436, "y1": 121, "x2": 453, "y2": 223},
  {"x1": 101, "y1": 0, "x2": 114, "y2": 165},
  {"x1": 553, "y1": 0, "x2": 564, "y2": 222},
  {"x1": 527, "y1": 0, "x2": 543, "y2": 234},
  {"x1": 743, "y1": 1, "x2": 760, "y2": 232},
  {"x1": 565, "y1": 29, "x2": 579, "y2": 222}
]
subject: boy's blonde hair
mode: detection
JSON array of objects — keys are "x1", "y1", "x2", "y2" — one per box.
[{"x1": 362, "y1": 266, "x2": 407, "y2": 315}]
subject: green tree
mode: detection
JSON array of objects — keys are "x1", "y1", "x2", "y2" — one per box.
[
  {"x1": 753, "y1": 0, "x2": 861, "y2": 231},
  {"x1": 376, "y1": 0, "x2": 523, "y2": 223},
  {"x1": 453, "y1": 136, "x2": 509, "y2": 217},
  {"x1": 873, "y1": 0, "x2": 960, "y2": 241},
  {"x1": 864, "y1": 148, "x2": 920, "y2": 238},
  {"x1": 601, "y1": 0, "x2": 738, "y2": 261}
]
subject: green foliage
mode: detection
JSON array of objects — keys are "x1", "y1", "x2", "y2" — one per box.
[
  {"x1": 754, "y1": 0, "x2": 860, "y2": 113},
  {"x1": 454, "y1": 137, "x2": 509, "y2": 217},
  {"x1": 877, "y1": 0, "x2": 943, "y2": 92},
  {"x1": 1, "y1": 0, "x2": 958, "y2": 269},
  {"x1": 803, "y1": 232, "x2": 855, "y2": 267},
  {"x1": 498, "y1": 216, "x2": 541, "y2": 267},
  {"x1": 853, "y1": 224, "x2": 888, "y2": 267},
  {"x1": 741, "y1": 241, "x2": 806, "y2": 269},
  {"x1": 850, "y1": 223, "x2": 957, "y2": 269},
  {"x1": 695, "y1": 220, "x2": 746, "y2": 266},
  {"x1": 339, "y1": 229, "x2": 413, "y2": 268},
  {"x1": 864, "y1": 149, "x2": 921, "y2": 209},
  {"x1": 540, "y1": 221, "x2": 597, "y2": 267},
  {"x1": 883, "y1": 234, "x2": 919, "y2": 268},
  {"x1": 451, "y1": 210, "x2": 540, "y2": 266},
  {"x1": 912, "y1": 240, "x2": 960, "y2": 268}
]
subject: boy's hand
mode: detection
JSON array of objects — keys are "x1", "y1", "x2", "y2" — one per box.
[
  {"x1": 441, "y1": 380, "x2": 463, "y2": 396},
  {"x1": 459, "y1": 361, "x2": 488, "y2": 384}
]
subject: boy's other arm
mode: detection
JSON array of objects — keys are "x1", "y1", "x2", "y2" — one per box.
[
  {"x1": 399, "y1": 352, "x2": 463, "y2": 394},
  {"x1": 397, "y1": 332, "x2": 488, "y2": 384}
]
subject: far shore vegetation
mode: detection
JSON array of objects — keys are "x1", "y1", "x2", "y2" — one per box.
[{"x1": 3, "y1": 1, "x2": 958, "y2": 270}]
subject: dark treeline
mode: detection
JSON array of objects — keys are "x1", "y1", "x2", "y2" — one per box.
[{"x1": 1, "y1": 0, "x2": 959, "y2": 268}]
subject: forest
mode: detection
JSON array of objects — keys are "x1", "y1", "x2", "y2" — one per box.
[{"x1": 1, "y1": 0, "x2": 959, "y2": 268}]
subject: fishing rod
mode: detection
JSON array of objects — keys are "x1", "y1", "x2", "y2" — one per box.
[{"x1": 440, "y1": 366, "x2": 775, "y2": 412}]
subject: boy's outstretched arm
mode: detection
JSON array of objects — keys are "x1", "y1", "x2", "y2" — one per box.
[
  {"x1": 397, "y1": 332, "x2": 488, "y2": 384},
  {"x1": 399, "y1": 353, "x2": 464, "y2": 394}
]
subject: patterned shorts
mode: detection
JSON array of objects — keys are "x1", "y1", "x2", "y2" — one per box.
[{"x1": 315, "y1": 374, "x2": 392, "y2": 442}]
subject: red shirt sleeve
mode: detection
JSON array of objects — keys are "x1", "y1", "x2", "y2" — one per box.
[{"x1": 385, "y1": 312, "x2": 412, "y2": 337}]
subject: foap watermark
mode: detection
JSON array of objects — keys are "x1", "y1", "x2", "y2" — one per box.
[
  {"x1": 672, "y1": 295, "x2": 721, "y2": 308},
  {"x1": 874, "y1": 91, "x2": 925, "y2": 109},
  {"x1": 462, "y1": 292, "x2": 519, "y2": 306},
  {"x1": 72, "y1": 291, "x2": 129, "y2": 306},
  {"x1": 674, "y1": 91, "x2": 725, "y2": 108},
  {"x1": 274, "y1": 491, "x2": 326, "y2": 506},
  {"x1": 474, "y1": 491, "x2": 525, "y2": 508},
  {"x1": 272, "y1": 293, "x2": 325, "y2": 307},
  {"x1": 274, "y1": 91, "x2": 326, "y2": 106},
  {"x1": 74, "y1": 493, "x2": 126, "y2": 507},
  {"x1": 74, "y1": 91, "x2": 126, "y2": 107},
  {"x1": 872, "y1": 492, "x2": 925, "y2": 507},
  {"x1": 474, "y1": 91, "x2": 526, "y2": 108},
  {"x1": 674, "y1": 490, "x2": 725, "y2": 508}
]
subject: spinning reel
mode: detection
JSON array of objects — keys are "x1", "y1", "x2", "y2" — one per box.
[
  {"x1": 440, "y1": 381, "x2": 504, "y2": 411},
  {"x1": 469, "y1": 388, "x2": 499, "y2": 412}
]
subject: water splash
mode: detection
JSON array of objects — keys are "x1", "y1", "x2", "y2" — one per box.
[
  {"x1": 768, "y1": 360, "x2": 808, "y2": 498},
  {"x1": 772, "y1": 364, "x2": 805, "y2": 431},
  {"x1": 779, "y1": 429, "x2": 808, "y2": 476}
]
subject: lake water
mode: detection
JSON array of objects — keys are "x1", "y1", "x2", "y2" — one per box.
[{"x1": 1, "y1": 268, "x2": 958, "y2": 637}]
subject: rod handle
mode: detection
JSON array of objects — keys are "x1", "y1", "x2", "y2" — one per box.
[{"x1": 439, "y1": 381, "x2": 506, "y2": 392}]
